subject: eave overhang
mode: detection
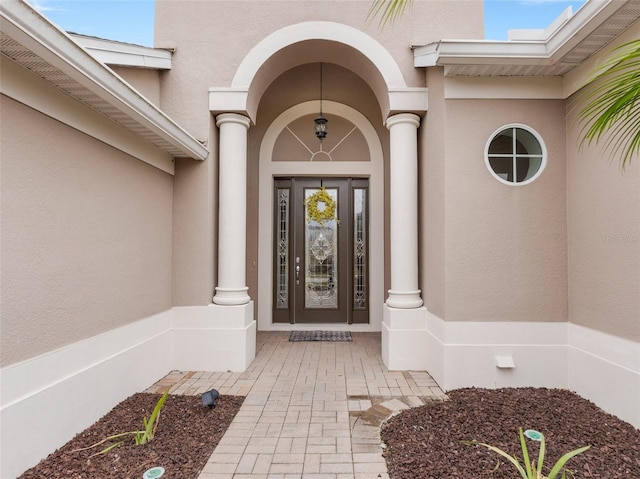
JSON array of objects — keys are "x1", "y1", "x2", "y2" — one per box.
[
  {"x1": 414, "y1": 0, "x2": 640, "y2": 77},
  {"x1": 69, "y1": 34, "x2": 173, "y2": 70},
  {"x1": 0, "y1": 0, "x2": 207, "y2": 161}
]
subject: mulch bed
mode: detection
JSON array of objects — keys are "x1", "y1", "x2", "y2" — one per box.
[
  {"x1": 381, "y1": 388, "x2": 640, "y2": 479},
  {"x1": 19, "y1": 393, "x2": 244, "y2": 479}
]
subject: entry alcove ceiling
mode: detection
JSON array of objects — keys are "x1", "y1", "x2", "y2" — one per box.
[
  {"x1": 246, "y1": 40, "x2": 396, "y2": 122},
  {"x1": 256, "y1": 62, "x2": 384, "y2": 133}
]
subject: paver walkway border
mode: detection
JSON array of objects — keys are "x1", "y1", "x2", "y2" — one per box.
[{"x1": 147, "y1": 331, "x2": 446, "y2": 479}]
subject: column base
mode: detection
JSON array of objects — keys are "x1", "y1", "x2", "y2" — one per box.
[
  {"x1": 382, "y1": 304, "x2": 428, "y2": 370},
  {"x1": 172, "y1": 302, "x2": 256, "y2": 371},
  {"x1": 386, "y1": 289, "x2": 423, "y2": 309},
  {"x1": 213, "y1": 286, "x2": 251, "y2": 305}
]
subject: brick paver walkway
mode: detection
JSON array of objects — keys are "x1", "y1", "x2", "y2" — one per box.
[{"x1": 146, "y1": 331, "x2": 446, "y2": 479}]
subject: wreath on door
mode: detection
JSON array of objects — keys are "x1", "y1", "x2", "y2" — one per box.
[{"x1": 305, "y1": 187, "x2": 337, "y2": 225}]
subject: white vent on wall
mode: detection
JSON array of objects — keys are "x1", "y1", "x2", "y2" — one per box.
[{"x1": 495, "y1": 355, "x2": 516, "y2": 369}]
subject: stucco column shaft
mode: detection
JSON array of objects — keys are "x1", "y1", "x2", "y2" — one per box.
[
  {"x1": 213, "y1": 113, "x2": 251, "y2": 305},
  {"x1": 386, "y1": 113, "x2": 423, "y2": 309}
]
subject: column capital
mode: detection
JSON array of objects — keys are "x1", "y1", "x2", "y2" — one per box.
[
  {"x1": 215, "y1": 112, "x2": 251, "y2": 129},
  {"x1": 385, "y1": 112, "x2": 421, "y2": 130},
  {"x1": 209, "y1": 87, "x2": 256, "y2": 123}
]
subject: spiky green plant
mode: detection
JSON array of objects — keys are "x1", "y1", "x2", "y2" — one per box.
[
  {"x1": 578, "y1": 38, "x2": 640, "y2": 170},
  {"x1": 73, "y1": 389, "x2": 170, "y2": 456},
  {"x1": 367, "y1": 0, "x2": 413, "y2": 28},
  {"x1": 464, "y1": 428, "x2": 590, "y2": 479}
]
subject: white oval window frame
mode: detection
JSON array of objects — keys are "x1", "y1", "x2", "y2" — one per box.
[{"x1": 484, "y1": 123, "x2": 547, "y2": 186}]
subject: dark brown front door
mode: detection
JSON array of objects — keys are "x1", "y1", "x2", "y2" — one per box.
[{"x1": 273, "y1": 177, "x2": 369, "y2": 324}]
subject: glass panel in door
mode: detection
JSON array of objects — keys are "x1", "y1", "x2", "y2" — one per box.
[
  {"x1": 294, "y1": 179, "x2": 348, "y2": 323},
  {"x1": 304, "y1": 187, "x2": 339, "y2": 309},
  {"x1": 272, "y1": 177, "x2": 369, "y2": 324}
]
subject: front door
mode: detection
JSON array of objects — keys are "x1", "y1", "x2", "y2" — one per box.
[{"x1": 273, "y1": 177, "x2": 369, "y2": 324}]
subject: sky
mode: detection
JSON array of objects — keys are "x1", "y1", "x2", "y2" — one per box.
[{"x1": 29, "y1": 0, "x2": 588, "y2": 47}]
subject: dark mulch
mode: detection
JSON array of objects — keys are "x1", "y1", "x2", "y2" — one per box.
[
  {"x1": 381, "y1": 388, "x2": 640, "y2": 479},
  {"x1": 19, "y1": 393, "x2": 244, "y2": 479}
]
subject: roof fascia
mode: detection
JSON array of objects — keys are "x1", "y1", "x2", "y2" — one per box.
[
  {"x1": 69, "y1": 34, "x2": 173, "y2": 70},
  {"x1": 507, "y1": 5, "x2": 574, "y2": 41},
  {"x1": 1, "y1": 54, "x2": 176, "y2": 174},
  {"x1": 545, "y1": 0, "x2": 623, "y2": 59},
  {"x1": 0, "y1": 0, "x2": 207, "y2": 161},
  {"x1": 414, "y1": 0, "x2": 621, "y2": 69},
  {"x1": 414, "y1": 40, "x2": 551, "y2": 67}
]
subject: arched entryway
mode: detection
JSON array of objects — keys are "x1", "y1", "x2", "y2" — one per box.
[
  {"x1": 208, "y1": 20, "x2": 428, "y2": 370},
  {"x1": 257, "y1": 100, "x2": 384, "y2": 331}
]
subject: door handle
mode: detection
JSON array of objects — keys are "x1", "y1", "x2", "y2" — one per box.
[{"x1": 296, "y1": 265, "x2": 300, "y2": 284}]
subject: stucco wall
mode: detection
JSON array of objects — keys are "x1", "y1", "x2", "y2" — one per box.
[
  {"x1": 421, "y1": 67, "x2": 447, "y2": 319},
  {"x1": 1, "y1": 96, "x2": 174, "y2": 367},
  {"x1": 155, "y1": 0, "x2": 483, "y2": 140},
  {"x1": 561, "y1": 20, "x2": 640, "y2": 342},
  {"x1": 171, "y1": 121, "x2": 218, "y2": 306},
  {"x1": 110, "y1": 66, "x2": 162, "y2": 107},
  {"x1": 566, "y1": 100, "x2": 640, "y2": 341},
  {"x1": 420, "y1": 82, "x2": 568, "y2": 323}
]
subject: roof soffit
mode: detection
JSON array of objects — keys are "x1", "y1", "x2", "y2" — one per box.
[
  {"x1": 0, "y1": 0, "x2": 207, "y2": 160},
  {"x1": 414, "y1": 0, "x2": 640, "y2": 77}
]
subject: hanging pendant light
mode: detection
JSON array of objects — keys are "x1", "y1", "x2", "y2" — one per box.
[{"x1": 314, "y1": 63, "x2": 328, "y2": 142}]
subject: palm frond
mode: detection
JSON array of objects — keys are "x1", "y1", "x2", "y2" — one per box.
[
  {"x1": 367, "y1": 0, "x2": 413, "y2": 29},
  {"x1": 578, "y1": 38, "x2": 640, "y2": 171}
]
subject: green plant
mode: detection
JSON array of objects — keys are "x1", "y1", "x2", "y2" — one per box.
[
  {"x1": 578, "y1": 38, "x2": 640, "y2": 170},
  {"x1": 74, "y1": 389, "x2": 170, "y2": 456},
  {"x1": 463, "y1": 428, "x2": 590, "y2": 479},
  {"x1": 367, "y1": 0, "x2": 412, "y2": 28}
]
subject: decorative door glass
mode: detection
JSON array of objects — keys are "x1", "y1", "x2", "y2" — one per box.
[
  {"x1": 304, "y1": 187, "x2": 338, "y2": 309},
  {"x1": 273, "y1": 178, "x2": 368, "y2": 324},
  {"x1": 353, "y1": 188, "x2": 367, "y2": 310},
  {"x1": 275, "y1": 188, "x2": 290, "y2": 309}
]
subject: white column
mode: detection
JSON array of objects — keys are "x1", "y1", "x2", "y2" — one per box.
[
  {"x1": 385, "y1": 113, "x2": 423, "y2": 309},
  {"x1": 213, "y1": 113, "x2": 251, "y2": 305}
]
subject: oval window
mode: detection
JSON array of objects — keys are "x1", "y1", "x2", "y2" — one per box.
[{"x1": 485, "y1": 125, "x2": 546, "y2": 185}]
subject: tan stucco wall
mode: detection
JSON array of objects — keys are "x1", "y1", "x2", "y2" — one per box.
[
  {"x1": 110, "y1": 66, "x2": 162, "y2": 107},
  {"x1": 420, "y1": 67, "x2": 447, "y2": 319},
  {"x1": 420, "y1": 71, "x2": 568, "y2": 323},
  {"x1": 155, "y1": 0, "x2": 483, "y2": 140},
  {"x1": 566, "y1": 99, "x2": 640, "y2": 341},
  {"x1": 171, "y1": 120, "x2": 218, "y2": 306},
  {"x1": 1, "y1": 96, "x2": 174, "y2": 367},
  {"x1": 562, "y1": 20, "x2": 640, "y2": 342},
  {"x1": 445, "y1": 98, "x2": 567, "y2": 323}
]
